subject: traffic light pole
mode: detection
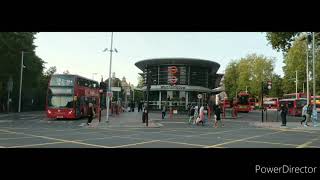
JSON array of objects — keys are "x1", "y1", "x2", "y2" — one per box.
[
  {"x1": 146, "y1": 87, "x2": 149, "y2": 127},
  {"x1": 146, "y1": 67, "x2": 150, "y2": 127}
]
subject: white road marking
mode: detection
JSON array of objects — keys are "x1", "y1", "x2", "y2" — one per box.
[
  {"x1": 205, "y1": 131, "x2": 283, "y2": 148},
  {"x1": 111, "y1": 140, "x2": 161, "y2": 148}
]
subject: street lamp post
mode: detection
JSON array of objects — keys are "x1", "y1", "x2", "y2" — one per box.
[
  {"x1": 312, "y1": 32, "x2": 318, "y2": 126},
  {"x1": 296, "y1": 70, "x2": 298, "y2": 99},
  {"x1": 306, "y1": 33, "x2": 310, "y2": 105},
  {"x1": 18, "y1": 51, "x2": 31, "y2": 113},
  {"x1": 103, "y1": 32, "x2": 118, "y2": 123}
]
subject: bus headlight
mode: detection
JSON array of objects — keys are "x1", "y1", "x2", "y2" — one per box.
[{"x1": 47, "y1": 110, "x2": 52, "y2": 114}]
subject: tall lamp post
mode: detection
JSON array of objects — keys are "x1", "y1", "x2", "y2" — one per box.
[
  {"x1": 306, "y1": 33, "x2": 310, "y2": 105},
  {"x1": 18, "y1": 51, "x2": 32, "y2": 113},
  {"x1": 103, "y1": 32, "x2": 118, "y2": 123},
  {"x1": 312, "y1": 32, "x2": 318, "y2": 126}
]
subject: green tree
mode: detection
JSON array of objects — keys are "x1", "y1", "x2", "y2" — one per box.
[
  {"x1": 269, "y1": 74, "x2": 284, "y2": 98},
  {"x1": 282, "y1": 39, "x2": 308, "y2": 94},
  {"x1": 224, "y1": 54, "x2": 275, "y2": 100},
  {"x1": 266, "y1": 32, "x2": 320, "y2": 96},
  {"x1": 136, "y1": 75, "x2": 144, "y2": 88},
  {"x1": 265, "y1": 32, "x2": 299, "y2": 53},
  {"x1": 249, "y1": 54, "x2": 274, "y2": 99},
  {"x1": 0, "y1": 32, "x2": 45, "y2": 112},
  {"x1": 265, "y1": 32, "x2": 320, "y2": 53},
  {"x1": 224, "y1": 61, "x2": 239, "y2": 100}
]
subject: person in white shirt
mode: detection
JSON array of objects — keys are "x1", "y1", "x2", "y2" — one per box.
[{"x1": 301, "y1": 104, "x2": 308, "y2": 126}]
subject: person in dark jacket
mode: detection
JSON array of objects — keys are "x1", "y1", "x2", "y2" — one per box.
[
  {"x1": 214, "y1": 105, "x2": 223, "y2": 128},
  {"x1": 161, "y1": 105, "x2": 166, "y2": 119},
  {"x1": 130, "y1": 101, "x2": 135, "y2": 112},
  {"x1": 188, "y1": 106, "x2": 195, "y2": 124},
  {"x1": 87, "y1": 103, "x2": 95, "y2": 126},
  {"x1": 138, "y1": 101, "x2": 143, "y2": 112},
  {"x1": 280, "y1": 104, "x2": 288, "y2": 126}
]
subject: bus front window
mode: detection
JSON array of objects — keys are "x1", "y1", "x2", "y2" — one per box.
[
  {"x1": 50, "y1": 75, "x2": 74, "y2": 86},
  {"x1": 48, "y1": 96, "x2": 74, "y2": 108},
  {"x1": 239, "y1": 96, "x2": 249, "y2": 105}
]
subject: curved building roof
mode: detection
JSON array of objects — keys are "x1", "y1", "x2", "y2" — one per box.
[{"x1": 135, "y1": 58, "x2": 220, "y2": 74}]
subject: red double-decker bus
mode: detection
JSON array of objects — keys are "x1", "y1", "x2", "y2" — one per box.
[
  {"x1": 283, "y1": 92, "x2": 307, "y2": 99},
  {"x1": 278, "y1": 98, "x2": 307, "y2": 116},
  {"x1": 46, "y1": 74, "x2": 100, "y2": 119},
  {"x1": 249, "y1": 97, "x2": 257, "y2": 111},
  {"x1": 236, "y1": 92, "x2": 250, "y2": 113},
  {"x1": 263, "y1": 97, "x2": 279, "y2": 110}
]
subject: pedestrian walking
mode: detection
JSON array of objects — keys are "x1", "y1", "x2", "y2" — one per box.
[
  {"x1": 204, "y1": 105, "x2": 208, "y2": 125},
  {"x1": 188, "y1": 105, "x2": 195, "y2": 124},
  {"x1": 306, "y1": 103, "x2": 313, "y2": 126},
  {"x1": 87, "y1": 103, "x2": 95, "y2": 126},
  {"x1": 161, "y1": 104, "x2": 166, "y2": 119},
  {"x1": 193, "y1": 106, "x2": 199, "y2": 124},
  {"x1": 130, "y1": 101, "x2": 135, "y2": 112},
  {"x1": 214, "y1": 105, "x2": 223, "y2": 128},
  {"x1": 196, "y1": 106, "x2": 205, "y2": 125},
  {"x1": 301, "y1": 103, "x2": 308, "y2": 126},
  {"x1": 279, "y1": 104, "x2": 288, "y2": 126},
  {"x1": 138, "y1": 101, "x2": 143, "y2": 112}
]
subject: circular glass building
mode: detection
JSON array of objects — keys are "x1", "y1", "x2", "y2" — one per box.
[{"x1": 135, "y1": 58, "x2": 223, "y2": 111}]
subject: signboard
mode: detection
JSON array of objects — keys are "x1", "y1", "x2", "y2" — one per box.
[
  {"x1": 168, "y1": 66, "x2": 179, "y2": 85},
  {"x1": 160, "y1": 85, "x2": 186, "y2": 90},
  {"x1": 111, "y1": 87, "x2": 121, "y2": 92},
  {"x1": 198, "y1": 94, "x2": 202, "y2": 99}
]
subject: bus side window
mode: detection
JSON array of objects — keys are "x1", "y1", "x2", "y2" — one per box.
[
  {"x1": 84, "y1": 80, "x2": 89, "y2": 87},
  {"x1": 81, "y1": 96, "x2": 86, "y2": 106}
]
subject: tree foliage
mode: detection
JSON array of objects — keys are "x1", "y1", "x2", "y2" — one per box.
[
  {"x1": 265, "y1": 32, "x2": 299, "y2": 53},
  {"x1": 266, "y1": 32, "x2": 320, "y2": 53},
  {"x1": 282, "y1": 39, "x2": 308, "y2": 94},
  {"x1": 224, "y1": 54, "x2": 276, "y2": 100},
  {"x1": 0, "y1": 32, "x2": 46, "y2": 112},
  {"x1": 136, "y1": 75, "x2": 144, "y2": 88},
  {"x1": 266, "y1": 32, "x2": 320, "y2": 95}
]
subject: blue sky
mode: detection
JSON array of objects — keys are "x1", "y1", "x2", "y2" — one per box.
[{"x1": 34, "y1": 32, "x2": 284, "y2": 85}]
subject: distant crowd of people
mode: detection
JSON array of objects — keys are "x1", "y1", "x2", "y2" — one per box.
[
  {"x1": 186, "y1": 104, "x2": 223, "y2": 128},
  {"x1": 85, "y1": 98, "x2": 318, "y2": 128}
]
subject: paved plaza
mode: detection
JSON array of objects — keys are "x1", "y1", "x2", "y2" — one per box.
[{"x1": 0, "y1": 109, "x2": 320, "y2": 148}]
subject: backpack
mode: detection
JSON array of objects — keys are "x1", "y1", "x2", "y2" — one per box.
[
  {"x1": 190, "y1": 108, "x2": 195, "y2": 116},
  {"x1": 307, "y1": 106, "x2": 312, "y2": 115}
]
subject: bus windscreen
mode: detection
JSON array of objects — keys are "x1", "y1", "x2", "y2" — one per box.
[{"x1": 49, "y1": 75, "x2": 74, "y2": 86}]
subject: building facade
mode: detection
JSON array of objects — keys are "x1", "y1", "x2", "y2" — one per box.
[{"x1": 135, "y1": 58, "x2": 223, "y2": 111}]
